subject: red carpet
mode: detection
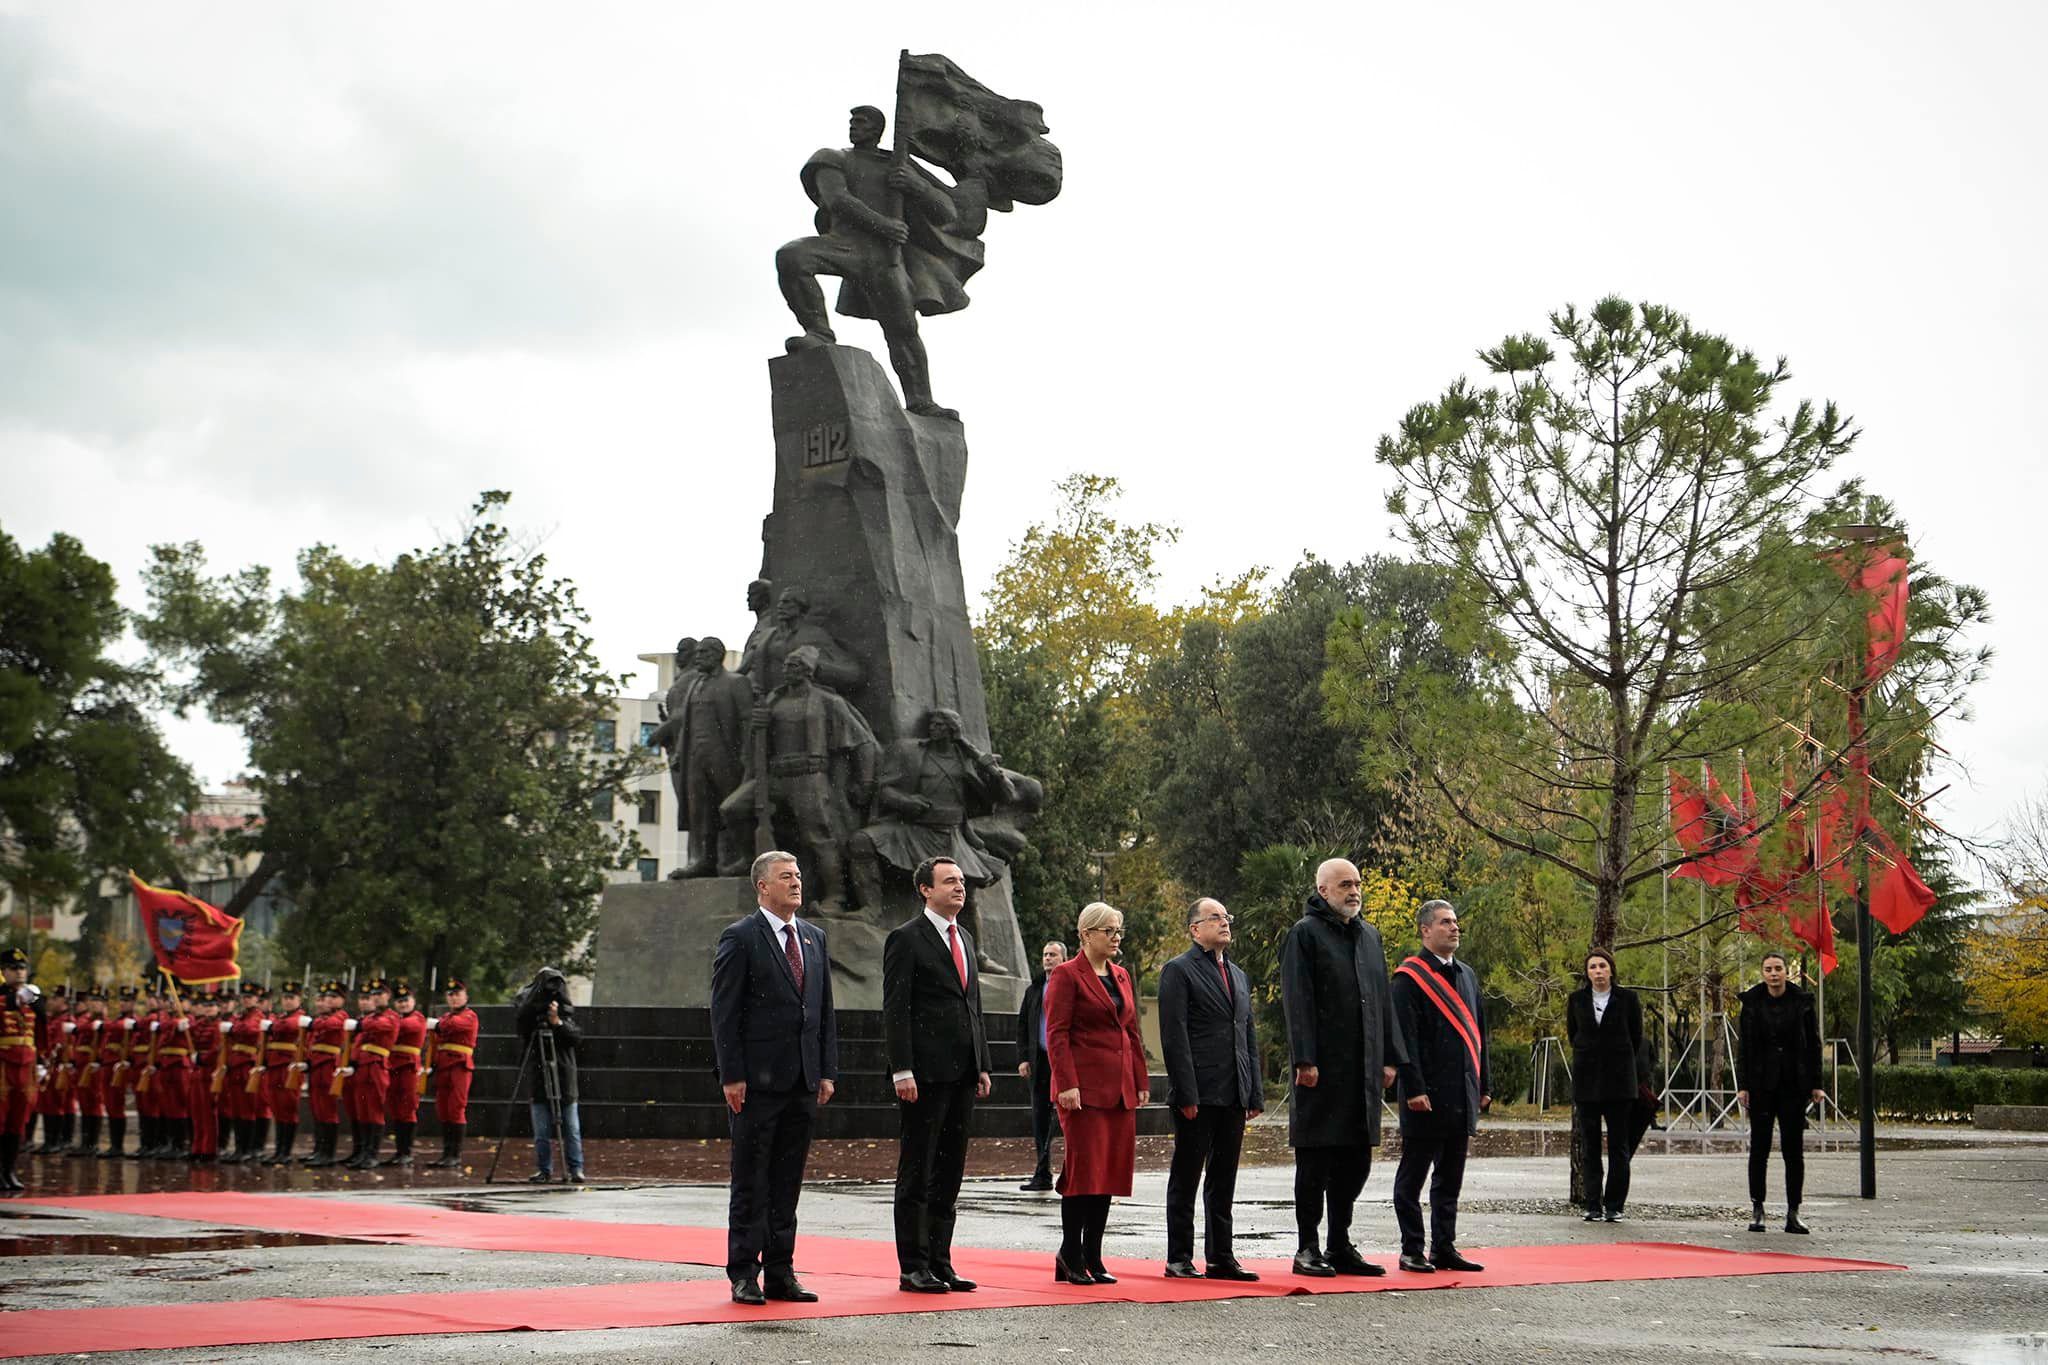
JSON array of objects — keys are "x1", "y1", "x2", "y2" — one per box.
[{"x1": 5, "y1": 1193, "x2": 1902, "y2": 1358}]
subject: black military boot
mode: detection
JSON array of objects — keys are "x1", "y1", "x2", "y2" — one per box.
[
  {"x1": 428, "y1": 1123, "x2": 466, "y2": 1168},
  {"x1": 100, "y1": 1115, "x2": 127, "y2": 1159},
  {"x1": 338, "y1": 1121, "x2": 365, "y2": 1169},
  {"x1": 246, "y1": 1119, "x2": 270, "y2": 1163},
  {"x1": 352, "y1": 1124, "x2": 383, "y2": 1170},
  {"x1": 303, "y1": 1123, "x2": 339, "y2": 1167},
  {"x1": 132, "y1": 1114, "x2": 158, "y2": 1159},
  {"x1": 0, "y1": 1135, "x2": 23, "y2": 1191},
  {"x1": 265, "y1": 1122, "x2": 296, "y2": 1165},
  {"x1": 168, "y1": 1118, "x2": 191, "y2": 1160},
  {"x1": 379, "y1": 1122, "x2": 415, "y2": 1168}
]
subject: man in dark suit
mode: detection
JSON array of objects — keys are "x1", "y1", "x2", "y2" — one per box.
[
  {"x1": 710, "y1": 850, "x2": 839, "y2": 1305},
  {"x1": 883, "y1": 855, "x2": 993, "y2": 1293},
  {"x1": 1390, "y1": 898, "x2": 1491, "y2": 1274},
  {"x1": 1015, "y1": 938, "x2": 1067, "y2": 1192},
  {"x1": 1158, "y1": 897, "x2": 1263, "y2": 1281}
]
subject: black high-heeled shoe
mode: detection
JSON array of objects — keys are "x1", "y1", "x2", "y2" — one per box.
[
  {"x1": 1087, "y1": 1265, "x2": 1119, "y2": 1285},
  {"x1": 1054, "y1": 1252, "x2": 1092, "y2": 1285}
]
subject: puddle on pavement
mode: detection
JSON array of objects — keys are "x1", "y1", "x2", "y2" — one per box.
[{"x1": 1, "y1": 1230, "x2": 371, "y2": 1258}]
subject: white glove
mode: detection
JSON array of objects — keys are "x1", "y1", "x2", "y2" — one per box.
[
  {"x1": 261, "y1": 1018, "x2": 273, "y2": 1033},
  {"x1": 298, "y1": 1015, "x2": 311, "y2": 1029},
  {"x1": 149, "y1": 1020, "x2": 161, "y2": 1032},
  {"x1": 62, "y1": 1020, "x2": 76, "y2": 1034},
  {"x1": 122, "y1": 1018, "x2": 136, "y2": 1031},
  {"x1": 35, "y1": 1067, "x2": 47, "y2": 1084},
  {"x1": 343, "y1": 1018, "x2": 358, "y2": 1033},
  {"x1": 176, "y1": 1017, "x2": 189, "y2": 1031},
  {"x1": 289, "y1": 1061, "x2": 308, "y2": 1072},
  {"x1": 339, "y1": 1066, "x2": 354, "y2": 1077},
  {"x1": 426, "y1": 1016, "x2": 439, "y2": 1031},
  {"x1": 15, "y1": 983, "x2": 40, "y2": 1006}
]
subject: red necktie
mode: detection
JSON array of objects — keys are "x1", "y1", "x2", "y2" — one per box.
[
  {"x1": 784, "y1": 924, "x2": 805, "y2": 993},
  {"x1": 948, "y1": 923, "x2": 968, "y2": 989},
  {"x1": 1217, "y1": 954, "x2": 1232, "y2": 1000}
]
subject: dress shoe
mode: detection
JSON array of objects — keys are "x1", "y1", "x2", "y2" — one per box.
[
  {"x1": 1205, "y1": 1261, "x2": 1260, "y2": 1282},
  {"x1": 898, "y1": 1269, "x2": 951, "y2": 1293},
  {"x1": 1018, "y1": 1177, "x2": 1053, "y2": 1192},
  {"x1": 1603, "y1": 1209, "x2": 1622, "y2": 1223},
  {"x1": 936, "y1": 1272, "x2": 977, "y2": 1292},
  {"x1": 1397, "y1": 1252, "x2": 1436, "y2": 1273},
  {"x1": 1291, "y1": 1249, "x2": 1335, "y2": 1278},
  {"x1": 729, "y1": 1277, "x2": 766, "y2": 1306},
  {"x1": 763, "y1": 1275, "x2": 818, "y2": 1302},
  {"x1": 1432, "y1": 1250, "x2": 1485, "y2": 1272},
  {"x1": 1326, "y1": 1245, "x2": 1387, "y2": 1277},
  {"x1": 1583, "y1": 1208, "x2": 1605, "y2": 1222},
  {"x1": 1163, "y1": 1260, "x2": 1201, "y2": 1279},
  {"x1": 1086, "y1": 1266, "x2": 1118, "y2": 1285},
  {"x1": 1054, "y1": 1252, "x2": 1092, "y2": 1285}
]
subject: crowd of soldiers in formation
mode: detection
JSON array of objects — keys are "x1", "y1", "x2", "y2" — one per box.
[{"x1": 0, "y1": 949, "x2": 480, "y2": 1194}]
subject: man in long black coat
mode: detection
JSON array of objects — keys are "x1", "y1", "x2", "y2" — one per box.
[
  {"x1": 1279, "y1": 858, "x2": 1405, "y2": 1278},
  {"x1": 1389, "y1": 899, "x2": 1491, "y2": 1273},
  {"x1": 1158, "y1": 898, "x2": 1262, "y2": 1280},
  {"x1": 1014, "y1": 938, "x2": 1067, "y2": 1192}
]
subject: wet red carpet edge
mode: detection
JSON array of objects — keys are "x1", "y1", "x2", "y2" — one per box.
[{"x1": 5, "y1": 1193, "x2": 1902, "y2": 1358}]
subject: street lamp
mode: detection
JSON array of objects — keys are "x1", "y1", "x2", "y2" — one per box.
[{"x1": 1830, "y1": 522, "x2": 1899, "y2": 1202}]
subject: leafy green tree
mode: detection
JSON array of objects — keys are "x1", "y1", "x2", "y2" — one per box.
[
  {"x1": 1, "y1": 525, "x2": 194, "y2": 920},
  {"x1": 138, "y1": 493, "x2": 641, "y2": 996}
]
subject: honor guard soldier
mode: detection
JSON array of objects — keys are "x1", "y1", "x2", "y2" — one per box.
[
  {"x1": 65, "y1": 988, "x2": 107, "y2": 1157},
  {"x1": 187, "y1": 986, "x2": 225, "y2": 1161},
  {"x1": 131, "y1": 980, "x2": 164, "y2": 1158},
  {"x1": 426, "y1": 978, "x2": 477, "y2": 1168},
  {"x1": 98, "y1": 984, "x2": 140, "y2": 1158},
  {"x1": 152, "y1": 974, "x2": 195, "y2": 1160},
  {"x1": 262, "y1": 983, "x2": 310, "y2": 1164},
  {"x1": 342, "y1": 978, "x2": 398, "y2": 1169},
  {"x1": 380, "y1": 982, "x2": 428, "y2": 1167},
  {"x1": 34, "y1": 983, "x2": 72, "y2": 1154},
  {"x1": 2, "y1": 946, "x2": 47, "y2": 1191},
  {"x1": 221, "y1": 981, "x2": 269, "y2": 1162},
  {"x1": 300, "y1": 981, "x2": 350, "y2": 1167}
]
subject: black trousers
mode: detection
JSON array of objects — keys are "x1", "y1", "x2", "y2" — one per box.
[
  {"x1": 1575, "y1": 1098, "x2": 1635, "y2": 1212},
  {"x1": 895, "y1": 1077, "x2": 976, "y2": 1275},
  {"x1": 1027, "y1": 1052, "x2": 1056, "y2": 1176},
  {"x1": 725, "y1": 1085, "x2": 816, "y2": 1281},
  {"x1": 1293, "y1": 1143, "x2": 1372, "y2": 1252},
  {"x1": 1748, "y1": 1091, "x2": 1807, "y2": 1205},
  {"x1": 1392, "y1": 1106, "x2": 1470, "y2": 1256},
  {"x1": 1167, "y1": 1104, "x2": 1247, "y2": 1264}
]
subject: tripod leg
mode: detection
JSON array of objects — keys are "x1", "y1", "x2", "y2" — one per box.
[{"x1": 484, "y1": 1030, "x2": 541, "y2": 1184}]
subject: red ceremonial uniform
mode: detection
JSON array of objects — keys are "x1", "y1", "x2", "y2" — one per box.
[
  {"x1": 306, "y1": 1009, "x2": 349, "y2": 1126},
  {"x1": 386, "y1": 1010, "x2": 428, "y2": 1125},
  {"x1": 152, "y1": 1011, "x2": 192, "y2": 1120},
  {"x1": 431, "y1": 1006, "x2": 480, "y2": 1125},
  {"x1": 39, "y1": 1003, "x2": 72, "y2": 1120},
  {"x1": 0, "y1": 993, "x2": 45, "y2": 1137},
  {"x1": 186, "y1": 1011, "x2": 223, "y2": 1158},
  {"x1": 134, "y1": 1012, "x2": 162, "y2": 1120},
  {"x1": 99, "y1": 1010, "x2": 139, "y2": 1119},
  {"x1": 349, "y1": 1006, "x2": 399, "y2": 1124},
  {"x1": 264, "y1": 1008, "x2": 310, "y2": 1124},
  {"x1": 224, "y1": 1007, "x2": 267, "y2": 1121},
  {"x1": 70, "y1": 1015, "x2": 104, "y2": 1119}
]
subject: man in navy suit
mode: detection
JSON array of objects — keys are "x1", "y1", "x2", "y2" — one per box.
[
  {"x1": 1158, "y1": 897, "x2": 1263, "y2": 1281},
  {"x1": 883, "y1": 855, "x2": 993, "y2": 1293},
  {"x1": 710, "y1": 850, "x2": 839, "y2": 1305}
]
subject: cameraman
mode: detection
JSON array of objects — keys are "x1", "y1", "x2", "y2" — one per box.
[{"x1": 514, "y1": 967, "x2": 585, "y2": 1183}]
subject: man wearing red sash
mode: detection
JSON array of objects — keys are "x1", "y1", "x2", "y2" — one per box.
[{"x1": 1390, "y1": 899, "x2": 1490, "y2": 1274}]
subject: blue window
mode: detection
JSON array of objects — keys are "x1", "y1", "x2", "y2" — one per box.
[
  {"x1": 640, "y1": 720, "x2": 660, "y2": 750},
  {"x1": 637, "y1": 858, "x2": 659, "y2": 882},
  {"x1": 594, "y1": 718, "x2": 617, "y2": 751},
  {"x1": 591, "y1": 791, "x2": 613, "y2": 820}
]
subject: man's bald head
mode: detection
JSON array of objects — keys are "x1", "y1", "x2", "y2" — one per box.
[{"x1": 1315, "y1": 858, "x2": 1364, "y2": 917}]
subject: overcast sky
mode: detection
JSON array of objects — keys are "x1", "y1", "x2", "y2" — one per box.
[{"x1": 4, "y1": 1, "x2": 2042, "y2": 858}]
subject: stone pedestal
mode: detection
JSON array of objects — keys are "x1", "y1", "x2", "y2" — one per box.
[{"x1": 592, "y1": 875, "x2": 1024, "y2": 1012}]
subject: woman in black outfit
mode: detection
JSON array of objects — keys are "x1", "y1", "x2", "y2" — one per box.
[
  {"x1": 1735, "y1": 951, "x2": 1824, "y2": 1234},
  {"x1": 1566, "y1": 948, "x2": 1643, "y2": 1222}
]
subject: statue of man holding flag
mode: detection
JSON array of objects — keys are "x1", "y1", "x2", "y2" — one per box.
[{"x1": 775, "y1": 52, "x2": 1062, "y2": 422}]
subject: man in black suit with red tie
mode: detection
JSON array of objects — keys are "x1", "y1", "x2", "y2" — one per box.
[
  {"x1": 1158, "y1": 897, "x2": 1263, "y2": 1281},
  {"x1": 710, "y1": 850, "x2": 839, "y2": 1306},
  {"x1": 883, "y1": 856, "x2": 993, "y2": 1294}
]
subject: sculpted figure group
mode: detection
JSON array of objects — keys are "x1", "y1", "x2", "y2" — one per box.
[{"x1": 654, "y1": 580, "x2": 1036, "y2": 942}]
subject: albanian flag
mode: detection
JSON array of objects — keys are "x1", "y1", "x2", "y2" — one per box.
[
  {"x1": 129, "y1": 873, "x2": 243, "y2": 986},
  {"x1": 1861, "y1": 822, "x2": 1939, "y2": 934},
  {"x1": 1829, "y1": 543, "x2": 1910, "y2": 681},
  {"x1": 1670, "y1": 767, "x2": 1757, "y2": 886}
]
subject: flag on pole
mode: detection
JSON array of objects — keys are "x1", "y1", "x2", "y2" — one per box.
[
  {"x1": 1861, "y1": 821, "x2": 1939, "y2": 934},
  {"x1": 129, "y1": 873, "x2": 243, "y2": 985},
  {"x1": 1670, "y1": 766, "x2": 1757, "y2": 886}
]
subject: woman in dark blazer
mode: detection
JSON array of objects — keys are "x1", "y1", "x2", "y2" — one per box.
[
  {"x1": 1566, "y1": 948, "x2": 1643, "y2": 1222},
  {"x1": 1735, "y1": 950, "x2": 1824, "y2": 1234},
  {"x1": 1043, "y1": 901, "x2": 1150, "y2": 1285}
]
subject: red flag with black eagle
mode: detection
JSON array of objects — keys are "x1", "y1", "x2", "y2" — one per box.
[
  {"x1": 1670, "y1": 766, "x2": 1757, "y2": 886},
  {"x1": 129, "y1": 872, "x2": 243, "y2": 985}
]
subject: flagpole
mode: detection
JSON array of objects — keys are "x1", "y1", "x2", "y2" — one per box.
[{"x1": 885, "y1": 48, "x2": 911, "y2": 270}]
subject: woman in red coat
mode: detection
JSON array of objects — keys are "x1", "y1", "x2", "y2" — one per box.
[{"x1": 1044, "y1": 901, "x2": 1150, "y2": 1284}]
